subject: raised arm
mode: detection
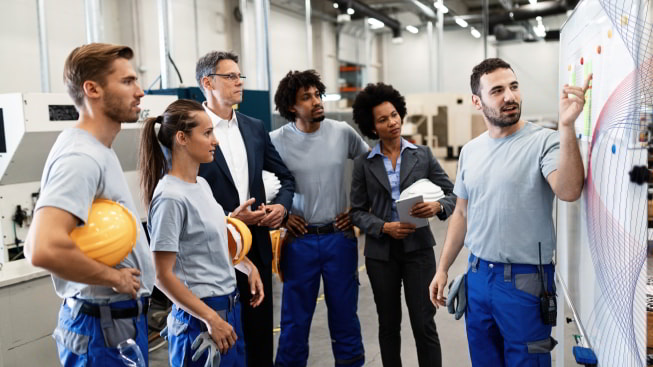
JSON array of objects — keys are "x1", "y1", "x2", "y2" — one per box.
[{"x1": 547, "y1": 74, "x2": 592, "y2": 202}]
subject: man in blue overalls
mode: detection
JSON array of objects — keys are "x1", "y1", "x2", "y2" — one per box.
[
  {"x1": 25, "y1": 43, "x2": 155, "y2": 366},
  {"x1": 270, "y1": 70, "x2": 369, "y2": 367},
  {"x1": 429, "y1": 58, "x2": 592, "y2": 367}
]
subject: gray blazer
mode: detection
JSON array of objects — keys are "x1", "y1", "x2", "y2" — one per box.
[{"x1": 350, "y1": 145, "x2": 456, "y2": 261}]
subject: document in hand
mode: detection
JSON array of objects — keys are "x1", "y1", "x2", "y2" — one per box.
[{"x1": 395, "y1": 194, "x2": 429, "y2": 228}]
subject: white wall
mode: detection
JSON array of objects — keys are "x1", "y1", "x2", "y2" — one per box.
[
  {"x1": 496, "y1": 41, "x2": 560, "y2": 120},
  {"x1": 382, "y1": 27, "x2": 559, "y2": 120},
  {"x1": 136, "y1": 0, "x2": 235, "y2": 90},
  {"x1": 313, "y1": 19, "x2": 339, "y2": 93},
  {"x1": 0, "y1": 0, "x2": 560, "y2": 120},
  {"x1": 268, "y1": 6, "x2": 309, "y2": 98},
  {"x1": 382, "y1": 28, "x2": 490, "y2": 95},
  {"x1": 382, "y1": 30, "x2": 431, "y2": 94}
]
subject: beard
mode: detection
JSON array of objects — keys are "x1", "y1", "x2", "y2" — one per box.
[
  {"x1": 102, "y1": 91, "x2": 140, "y2": 123},
  {"x1": 481, "y1": 101, "x2": 521, "y2": 128},
  {"x1": 311, "y1": 114, "x2": 326, "y2": 123}
]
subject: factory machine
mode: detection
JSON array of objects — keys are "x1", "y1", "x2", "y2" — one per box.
[
  {"x1": 402, "y1": 93, "x2": 481, "y2": 159},
  {"x1": 0, "y1": 93, "x2": 177, "y2": 268}
]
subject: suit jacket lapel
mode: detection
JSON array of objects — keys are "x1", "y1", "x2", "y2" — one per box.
[
  {"x1": 213, "y1": 147, "x2": 236, "y2": 189},
  {"x1": 369, "y1": 156, "x2": 392, "y2": 195},
  {"x1": 235, "y1": 112, "x2": 256, "y2": 191},
  {"x1": 399, "y1": 149, "x2": 418, "y2": 188}
]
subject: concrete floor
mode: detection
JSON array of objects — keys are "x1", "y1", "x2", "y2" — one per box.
[{"x1": 150, "y1": 218, "x2": 579, "y2": 366}]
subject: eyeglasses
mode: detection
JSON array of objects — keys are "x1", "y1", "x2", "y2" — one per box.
[{"x1": 207, "y1": 73, "x2": 246, "y2": 82}]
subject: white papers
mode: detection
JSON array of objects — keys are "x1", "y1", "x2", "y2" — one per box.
[{"x1": 396, "y1": 194, "x2": 429, "y2": 228}]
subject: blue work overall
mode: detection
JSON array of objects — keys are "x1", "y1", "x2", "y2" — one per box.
[
  {"x1": 465, "y1": 254, "x2": 558, "y2": 367},
  {"x1": 52, "y1": 297, "x2": 149, "y2": 367},
  {"x1": 166, "y1": 290, "x2": 245, "y2": 367},
  {"x1": 275, "y1": 230, "x2": 364, "y2": 367}
]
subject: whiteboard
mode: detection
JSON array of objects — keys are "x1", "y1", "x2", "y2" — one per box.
[{"x1": 557, "y1": 0, "x2": 651, "y2": 366}]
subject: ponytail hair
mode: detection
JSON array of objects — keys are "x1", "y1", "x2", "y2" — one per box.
[{"x1": 138, "y1": 99, "x2": 205, "y2": 207}]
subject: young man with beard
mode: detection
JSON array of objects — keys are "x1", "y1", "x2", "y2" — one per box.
[
  {"x1": 195, "y1": 51, "x2": 295, "y2": 367},
  {"x1": 429, "y1": 58, "x2": 591, "y2": 367},
  {"x1": 25, "y1": 43, "x2": 155, "y2": 366},
  {"x1": 270, "y1": 70, "x2": 368, "y2": 367}
]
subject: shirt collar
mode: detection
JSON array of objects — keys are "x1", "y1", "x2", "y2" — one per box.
[
  {"x1": 203, "y1": 102, "x2": 238, "y2": 128},
  {"x1": 367, "y1": 138, "x2": 417, "y2": 159}
]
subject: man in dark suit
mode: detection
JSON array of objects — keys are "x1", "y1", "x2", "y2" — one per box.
[{"x1": 195, "y1": 51, "x2": 295, "y2": 367}]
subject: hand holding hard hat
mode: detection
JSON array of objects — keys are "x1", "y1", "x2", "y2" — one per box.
[{"x1": 226, "y1": 199, "x2": 255, "y2": 265}]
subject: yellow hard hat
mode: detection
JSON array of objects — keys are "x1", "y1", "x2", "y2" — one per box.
[
  {"x1": 226, "y1": 217, "x2": 252, "y2": 265},
  {"x1": 269, "y1": 228, "x2": 288, "y2": 282},
  {"x1": 70, "y1": 199, "x2": 139, "y2": 267}
]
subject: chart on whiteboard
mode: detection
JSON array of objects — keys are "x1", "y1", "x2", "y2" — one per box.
[{"x1": 557, "y1": 0, "x2": 651, "y2": 366}]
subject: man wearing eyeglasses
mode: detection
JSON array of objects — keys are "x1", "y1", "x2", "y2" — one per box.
[{"x1": 196, "y1": 51, "x2": 296, "y2": 367}]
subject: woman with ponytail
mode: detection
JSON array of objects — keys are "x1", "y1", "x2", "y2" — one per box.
[{"x1": 139, "y1": 99, "x2": 263, "y2": 367}]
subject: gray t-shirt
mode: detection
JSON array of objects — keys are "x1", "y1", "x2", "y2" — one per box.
[
  {"x1": 35, "y1": 128, "x2": 155, "y2": 301},
  {"x1": 270, "y1": 119, "x2": 369, "y2": 225},
  {"x1": 148, "y1": 175, "x2": 236, "y2": 299},
  {"x1": 454, "y1": 122, "x2": 560, "y2": 264}
]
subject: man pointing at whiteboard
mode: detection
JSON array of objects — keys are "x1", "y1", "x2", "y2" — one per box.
[{"x1": 429, "y1": 58, "x2": 591, "y2": 367}]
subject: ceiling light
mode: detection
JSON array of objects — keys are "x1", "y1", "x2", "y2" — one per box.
[
  {"x1": 367, "y1": 17, "x2": 385, "y2": 29},
  {"x1": 454, "y1": 16, "x2": 468, "y2": 28},
  {"x1": 470, "y1": 27, "x2": 481, "y2": 38},
  {"x1": 433, "y1": 2, "x2": 449, "y2": 14},
  {"x1": 333, "y1": 2, "x2": 339, "y2": 8},
  {"x1": 323, "y1": 93, "x2": 341, "y2": 102},
  {"x1": 336, "y1": 14, "x2": 351, "y2": 23},
  {"x1": 529, "y1": 0, "x2": 537, "y2": 4},
  {"x1": 347, "y1": 7, "x2": 354, "y2": 15},
  {"x1": 406, "y1": 25, "x2": 419, "y2": 34}
]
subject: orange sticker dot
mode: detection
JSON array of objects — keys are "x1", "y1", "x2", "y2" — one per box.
[
  {"x1": 608, "y1": 29, "x2": 612, "y2": 38},
  {"x1": 580, "y1": 57, "x2": 584, "y2": 65},
  {"x1": 597, "y1": 45, "x2": 602, "y2": 54}
]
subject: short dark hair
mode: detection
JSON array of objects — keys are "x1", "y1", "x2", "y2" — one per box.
[
  {"x1": 195, "y1": 51, "x2": 239, "y2": 95},
  {"x1": 352, "y1": 83, "x2": 407, "y2": 140},
  {"x1": 470, "y1": 58, "x2": 514, "y2": 96},
  {"x1": 63, "y1": 43, "x2": 134, "y2": 108},
  {"x1": 274, "y1": 70, "x2": 326, "y2": 122}
]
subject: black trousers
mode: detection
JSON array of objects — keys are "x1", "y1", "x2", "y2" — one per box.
[
  {"x1": 237, "y1": 253, "x2": 274, "y2": 367},
  {"x1": 365, "y1": 243, "x2": 442, "y2": 367}
]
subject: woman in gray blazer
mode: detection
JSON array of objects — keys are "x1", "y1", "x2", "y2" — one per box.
[{"x1": 350, "y1": 83, "x2": 456, "y2": 367}]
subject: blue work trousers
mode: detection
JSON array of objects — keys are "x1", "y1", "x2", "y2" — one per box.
[
  {"x1": 275, "y1": 231, "x2": 364, "y2": 367},
  {"x1": 465, "y1": 254, "x2": 557, "y2": 367},
  {"x1": 52, "y1": 297, "x2": 149, "y2": 367},
  {"x1": 167, "y1": 291, "x2": 245, "y2": 367}
]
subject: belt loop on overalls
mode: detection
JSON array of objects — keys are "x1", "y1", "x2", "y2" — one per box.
[
  {"x1": 137, "y1": 298, "x2": 143, "y2": 317},
  {"x1": 471, "y1": 257, "x2": 480, "y2": 273},
  {"x1": 66, "y1": 298, "x2": 84, "y2": 320},
  {"x1": 503, "y1": 264, "x2": 511, "y2": 282},
  {"x1": 229, "y1": 293, "x2": 239, "y2": 312},
  {"x1": 99, "y1": 305, "x2": 113, "y2": 329}
]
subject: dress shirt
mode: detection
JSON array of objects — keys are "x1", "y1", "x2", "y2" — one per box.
[
  {"x1": 203, "y1": 103, "x2": 249, "y2": 204},
  {"x1": 367, "y1": 138, "x2": 418, "y2": 221}
]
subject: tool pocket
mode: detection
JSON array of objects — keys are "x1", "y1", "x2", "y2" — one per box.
[
  {"x1": 52, "y1": 325, "x2": 90, "y2": 365},
  {"x1": 514, "y1": 273, "x2": 547, "y2": 299}
]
